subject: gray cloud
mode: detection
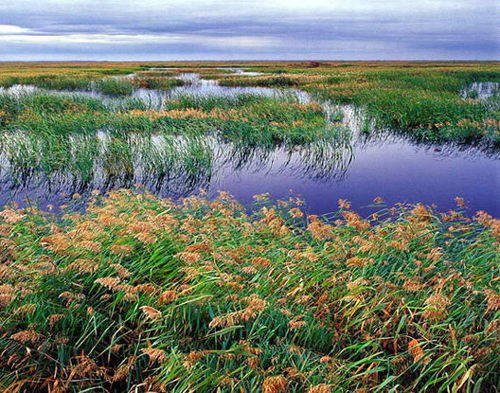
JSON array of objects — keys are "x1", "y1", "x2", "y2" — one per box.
[{"x1": 0, "y1": 0, "x2": 498, "y2": 60}]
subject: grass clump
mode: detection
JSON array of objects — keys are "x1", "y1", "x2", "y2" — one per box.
[
  {"x1": 219, "y1": 75, "x2": 300, "y2": 87},
  {"x1": 93, "y1": 78, "x2": 136, "y2": 96},
  {"x1": 0, "y1": 74, "x2": 94, "y2": 91},
  {"x1": 0, "y1": 191, "x2": 498, "y2": 392},
  {"x1": 357, "y1": 89, "x2": 499, "y2": 142},
  {"x1": 134, "y1": 77, "x2": 185, "y2": 90}
]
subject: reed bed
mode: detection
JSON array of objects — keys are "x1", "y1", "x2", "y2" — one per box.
[
  {"x1": 215, "y1": 66, "x2": 500, "y2": 144},
  {"x1": 0, "y1": 191, "x2": 498, "y2": 392},
  {"x1": 0, "y1": 62, "x2": 498, "y2": 392}
]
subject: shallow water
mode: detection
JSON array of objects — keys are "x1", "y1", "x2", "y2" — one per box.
[
  {"x1": 149, "y1": 66, "x2": 265, "y2": 76},
  {"x1": 0, "y1": 71, "x2": 308, "y2": 111},
  {"x1": 216, "y1": 137, "x2": 499, "y2": 217},
  {"x1": 221, "y1": 67, "x2": 265, "y2": 76},
  {"x1": 461, "y1": 82, "x2": 499, "y2": 100},
  {"x1": 0, "y1": 71, "x2": 498, "y2": 216},
  {"x1": 169, "y1": 73, "x2": 289, "y2": 99}
]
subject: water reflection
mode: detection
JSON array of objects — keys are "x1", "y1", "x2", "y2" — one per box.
[
  {"x1": 215, "y1": 132, "x2": 499, "y2": 217},
  {"x1": 0, "y1": 131, "x2": 353, "y2": 199},
  {"x1": 149, "y1": 66, "x2": 266, "y2": 76},
  {"x1": 0, "y1": 128, "x2": 498, "y2": 216}
]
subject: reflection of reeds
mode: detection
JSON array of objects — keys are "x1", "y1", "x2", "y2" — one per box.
[
  {"x1": 0, "y1": 132, "x2": 216, "y2": 200},
  {"x1": 0, "y1": 130, "x2": 356, "y2": 203},
  {"x1": 1, "y1": 122, "x2": 498, "y2": 208}
]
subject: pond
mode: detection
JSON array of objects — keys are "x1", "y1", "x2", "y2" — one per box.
[
  {"x1": 0, "y1": 71, "x2": 498, "y2": 217},
  {"x1": 216, "y1": 135, "x2": 499, "y2": 217}
]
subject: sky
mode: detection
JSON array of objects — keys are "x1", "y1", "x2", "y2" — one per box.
[{"x1": 0, "y1": 0, "x2": 498, "y2": 61}]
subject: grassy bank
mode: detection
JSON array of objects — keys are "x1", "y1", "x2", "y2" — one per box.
[{"x1": 0, "y1": 190, "x2": 498, "y2": 392}]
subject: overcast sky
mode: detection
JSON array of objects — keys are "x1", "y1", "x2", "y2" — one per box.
[{"x1": 0, "y1": 0, "x2": 498, "y2": 61}]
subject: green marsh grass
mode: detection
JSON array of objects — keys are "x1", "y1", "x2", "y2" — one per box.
[
  {"x1": 210, "y1": 62, "x2": 500, "y2": 144},
  {"x1": 93, "y1": 78, "x2": 136, "y2": 96},
  {"x1": 1, "y1": 61, "x2": 498, "y2": 144},
  {"x1": 0, "y1": 88, "x2": 342, "y2": 145}
]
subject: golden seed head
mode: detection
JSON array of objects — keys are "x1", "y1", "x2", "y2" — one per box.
[
  {"x1": 308, "y1": 384, "x2": 333, "y2": 393},
  {"x1": 157, "y1": 290, "x2": 178, "y2": 305},
  {"x1": 262, "y1": 376, "x2": 288, "y2": 393},
  {"x1": 95, "y1": 276, "x2": 121, "y2": 291},
  {"x1": 141, "y1": 347, "x2": 167, "y2": 363},
  {"x1": 140, "y1": 306, "x2": 162, "y2": 321}
]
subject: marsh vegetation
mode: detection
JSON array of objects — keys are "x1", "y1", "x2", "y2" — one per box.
[{"x1": 0, "y1": 61, "x2": 499, "y2": 392}]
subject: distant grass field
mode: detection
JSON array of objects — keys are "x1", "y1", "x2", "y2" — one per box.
[{"x1": 0, "y1": 61, "x2": 499, "y2": 144}]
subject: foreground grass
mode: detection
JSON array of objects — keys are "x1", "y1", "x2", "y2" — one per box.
[{"x1": 0, "y1": 190, "x2": 498, "y2": 392}]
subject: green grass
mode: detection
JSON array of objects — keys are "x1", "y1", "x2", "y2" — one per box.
[
  {"x1": 219, "y1": 75, "x2": 300, "y2": 87},
  {"x1": 0, "y1": 74, "x2": 95, "y2": 91},
  {"x1": 93, "y1": 78, "x2": 135, "y2": 95},
  {"x1": 0, "y1": 89, "x2": 342, "y2": 145},
  {"x1": 1, "y1": 61, "x2": 499, "y2": 144},
  {"x1": 0, "y1": 191, "x2": 498, "y2": 392},
  {"x1": 134, "y1": 76, "x2": 185, "y2": 90}
]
